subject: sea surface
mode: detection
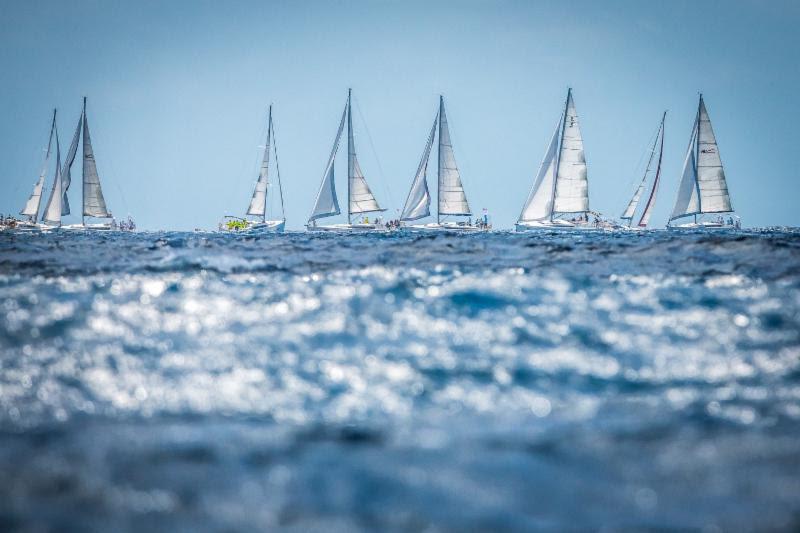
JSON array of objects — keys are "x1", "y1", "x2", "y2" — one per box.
[{"x1": 1, "y1": 228, "x2": 799, "y2": 532}]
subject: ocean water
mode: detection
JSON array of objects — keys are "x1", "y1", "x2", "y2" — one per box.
[{"x1": 1, "y1": 229, "x2": 799, "y2": 532}]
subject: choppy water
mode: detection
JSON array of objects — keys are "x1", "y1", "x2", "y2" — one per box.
[{"x1": 1, "y1": 229, "x2": 799, "y2": 532}]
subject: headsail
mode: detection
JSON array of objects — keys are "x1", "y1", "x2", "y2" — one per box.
[
  {"x1": 20, "y1": 109, "x2": 56, "y2": 221},
  {"x1": 622, "y1": 112, "x2": 665, "y2": 227},
  {"x1": 437, "y1": 96, "x2": 471, "y2": 217},
  {"x1": 400, "y1": 114, "x2": 437, "y2": 221},
  {"x1": 308, "y1": 103, "x2": 347, "y2": 222},
  {"x1": 696, "y1": 96, "x2": 732, "y2": 214},
  {"x1": 635, "y1": 112, "x2": 666, "y2": 227},
  {"x1": 518, "y1": 118, "x2": 561, "y2": 222},
  {"x1": 60, "y1": 112, "x2": 83, "y2": 215},
  {"x1": 247, "y1": 106, "x2": 272, "y2": 219},
  {"x1": 552, "y1": 89, "x2": 589, "y2": 215},
  {"x1": 347, "y1": 90, "x2": 383, "y2": 217},
  {"x1": 42, "y1": 126, "x2": 63, "y2": 225},
  {"x1": 670, "y1": 121, "x2": 700, "y2": 220},
  {"x1": 81, "y1": 98, "x2": 111, "y2": 218}
]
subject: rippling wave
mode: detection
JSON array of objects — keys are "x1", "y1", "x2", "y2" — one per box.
[{"x1": 1, "y1": 229, "x2": 799, "y2": 531}]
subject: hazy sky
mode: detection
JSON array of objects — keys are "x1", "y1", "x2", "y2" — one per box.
[{"x1": 1, "y1": 0, "x2": 798, "y2": 230}]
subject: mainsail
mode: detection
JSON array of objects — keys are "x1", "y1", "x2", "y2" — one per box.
[
  {"x1": 670, "y1": 95, "x2": 733, "y2": 221},
  {"x1": 60, "y1": 113, "x2": 83, "y2": 215},
  {"x1": 438, "y1": 96, "x2": 471, "y2": 218},
  {"x1": 247, "y1": 106, "x2": 273, "y2": 218},
  {"x1": 552, "y1": 89, "x2": 589, "y2": 215},
  {"x1": 308, "y1": 104, "x2": 346, "y2": 222},
  {"x1": 347, "y1": 90, "x2": 383, "y2": 218},
  {"x1": 400, "y1": 114, "x2": 437, "y2": 221},
  {"x1": 42, "y1": 127, "x2": 63, "y2": 225},
  {"x1": 622, "y1": 112, "x2": 665, "y2": 227},
  {"x1": 82, "y1": 98, "x2": 111, "y2": 218},
  {"x1": 20, "y1": 110, "x2": 56, "y2": 221},
  {"x1": 518, "y1": 119, "x2": 561, "y2": 222}
]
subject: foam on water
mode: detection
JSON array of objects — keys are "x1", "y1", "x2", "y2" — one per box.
[{"x1": 1, "y1": 229, "x2": 799, "y2": 531}]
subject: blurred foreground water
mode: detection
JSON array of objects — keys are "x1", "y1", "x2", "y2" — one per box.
[{"x1": 1, "y1": 229, "x2": 799, "y2": 531}]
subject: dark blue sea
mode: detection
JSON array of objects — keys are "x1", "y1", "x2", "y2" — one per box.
[{"x1": 1, "y1": 229, "x2": 799, "y2": 532}]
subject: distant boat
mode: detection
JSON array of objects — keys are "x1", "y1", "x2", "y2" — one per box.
[
  {"x1": 620, "y1": 112, "x2": 666, "y2": 229},
  {"x1": 17, "y1": 109, "x2": 58, "y2": 230},
  {"x1": 41, "y1": 98, "x2": 117, "y2": 231},
  {"x1": 306, "y1": 89, "x2": 386, "y2": 232},
  {"x1": 516, "y1": 88, "x2": 599, "y2": 231},
  {"x1": 221, "y1": 105, "x2": 286, "y2": 233},
  {"x1": 668, "y1": 94, "x2": 739, "y2": 229},
  {"x1": 399, "y1": 95, "x2": 484, "y2": 231}
]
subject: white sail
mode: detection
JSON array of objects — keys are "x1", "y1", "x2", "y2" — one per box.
[
  {"x1": 347, "y1": 91, "x2": 383, "y2": 216},
  {"x1": 622, "y1": 113, "x2": 665, "y2": 226},
  {"x1": 621, "y1": 182, "x2": 645, "y2": 221},
  {"x1": 438, "y1": 96, "x2": 471, "y2": 216},
  {"x1": 308, "y1": 104, "x2": 347, "y2": 222},
  {"x1": 696, "y1": 96, "x2": 732, "y2": 214},
  {"x1": 553, "y1": 90, "x2": 589, "y2": 214},
  {"x1": 247, "y1": 107, "x2": 272, "y2": 218},
  {"x1": 82, "y1": 99, "x2": 110, "y2": 218},
  {"x1": 670, "y1": 122, "x2": 700, "y2": 220},
  {"x1": 60, "y1": 113, "x2": 83, "y2": 216},
  {"x1": 42, "y1": 128, "x2": 63, "y2": 225},
  {"x1": 635, "y1": 113, "x2": 666, "y2": 227},
  {"x1": 400, "y1": 115, "x2": 437, "y2": 221},
  {"x1": 20, "y1": 110, "x2": 56, "y2": 220},
  {"x1": 518, "y1": 118, "x2": 561, "y2": 222}
]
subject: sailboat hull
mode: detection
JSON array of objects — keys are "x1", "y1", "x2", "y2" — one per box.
[
  {"x1": 61, "y1": 222, "x2": 114, "y2": 231},
  {"x1": 515, "y1": 220, "x2": 603, "y2": 232},
  {"x1": 667, "y1": 222, "x2": 739, "y2": 230},
  {"x1": 306, "y1": 223, "x2": 386, "y2": 233},
  {"x1": 221, "y1": 219, "x2": 286, "y2": 234},
  {"x1": 401, "y1": 222, "x2": 485, "y2": 232}
]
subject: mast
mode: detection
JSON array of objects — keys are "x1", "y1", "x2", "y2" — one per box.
[
  {"x1": 347, "y1": 88, "x2": 352, "y2": 225},
  {"x1": 550, "y1": 88, "x2": 571, "y2": 221},
  {"x1": 271, "y1": 108, "x2": 285, "y2": 221},
  {"x1": 264, "y1": 105, "x2": 272, "y2": 222},
  {"x1": 437, "y1": 95, "x2": 443, "y2": 225},
  {"x1": 695, "y1": 94, "x2": 703, "y2": 215},
  {"x1": 82, "y1": 97, "x2": 86, "y2": 227}
]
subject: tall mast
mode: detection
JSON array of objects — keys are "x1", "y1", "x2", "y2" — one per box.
[
  {"x1": 437, "y1": 95, "x2": 443, "y2": 225},
  {"x1": 264, "y1": 105, "x2": 272, "y2": 223},
  {"x1": 82, "y1": 96, "x2": 87, "y2": 227},
  {"x1": 550, "y1": 88, "x2": 571, "y2": 221},
  {"x1": 694, "y1": 94, "x2": 703, "y2": 217},
  {"x1": 347, "y1": 88, "x2": 352, "y2": 225}
]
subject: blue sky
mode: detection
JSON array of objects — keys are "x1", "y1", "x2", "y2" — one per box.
[{"x1": 1, "y1": 0, "x2": 798, "y2": 229}]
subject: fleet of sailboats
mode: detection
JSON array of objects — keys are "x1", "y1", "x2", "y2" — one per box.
[
  {"x1": 221, "y1": 105, "x2": 286, "y2": 233},
  {"x1": 9, "y1": 91, "x2": 742, "y2": 233}
]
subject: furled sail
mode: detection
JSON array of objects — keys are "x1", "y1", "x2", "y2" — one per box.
[
  {"x1": 60, "y1": 113, "x2": 83, "y2": 216},
  {"x1": 247, "y1": 106, "x2": 272, "y2": 218},
  {"x1": 696, "y1": 96, "x2": 732, "y2": 214},
  {"x1": 347, "y1": 91, "x2": 383, "y2": 216},
  {"x1": 42, "y1": 128, "x2": 63, "y2": 225},
  {"x1": 553, "y1": 89, "x2": 589, "y2": 214},
  {"x1": 308, "y1": 104, "x2": 347, "y2": 222},
  {"x1": 20, "y1": 110, "x2": 56, "y2": 220},
  {"x1": 81, "y1": 99, "x2": 110, "y2": 218},
  {"x1": 400, "y1": 115, "x2": 437, "y2": 221},
  {"x1": 437, "y1": 96, "x2": 471, "y2": 216},
  {"x1": 518, "y1": 119, "x2": 561, "y2": 222},
  {"x1": 670, "y1": 122, "x2": 700, "y2": 220}
]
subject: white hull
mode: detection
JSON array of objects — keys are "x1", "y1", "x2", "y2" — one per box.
[
  {"x1": 61, "y1": 222, "x2": 114, "y2": 231},
  {"x1": 515, "y1": 220, "x2": 604, "y2": 232},
  {"x1": 401, "y1": 222, "x2": 486, "y2": 232},
  {"x1": 222, "y1": 219, "x2": 285, "y2": 234},
  {"x1": 668, "y1": 222, "x2": 738, "y2": 230},
  {"x1": 306, "y1": 223, "x2": 386, "y2": 233}
]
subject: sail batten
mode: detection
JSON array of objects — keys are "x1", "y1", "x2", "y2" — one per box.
[
  {"x1": 308, "y1": 104, "x2": 346, "y2": 222},
  {"x1": 20, "y1": 110, "x2": 56, "y2": 221},
  {"x1": 400, "y1": 115, "x2": 437, "y2": 221},
  {"x1": 437, "y1": 96, "x2": 471, "y2": 217},
  {"x1": 247, "y1": 107, "x2": 272, "y2": 218},
  {"x1": 553, "y1": 89, "x2": 589, "y2": 215},
  {"x1": 81, "y1": 99, "x2": 111, "y2": 218}
]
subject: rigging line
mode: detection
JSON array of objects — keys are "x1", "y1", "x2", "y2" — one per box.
[
  {"x1": 271, "y1": 111, "x2": 286, "y2": 220},
  {"x1": 352, "y1": 95, "x2": 394, "y2": 211}
]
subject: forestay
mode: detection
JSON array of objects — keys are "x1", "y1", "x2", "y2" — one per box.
[
  {"x1": 553, "y1": 90, "x2": 589, "y2": 214},
  {"x1": 518, "y1": 119, "x2": 561, "y2": 222},
  {"x1": 400, "y1": 115, "x2": 437, "y2": 221},
  {"x1": 308, "y1": 105, "x2": 346, "y2": 222},
  {"x1": 438, "y1": 96, "x2": 471, "y2": 216}
]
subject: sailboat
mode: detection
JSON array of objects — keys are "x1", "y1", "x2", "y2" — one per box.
[
  {"x1": 306, "y1": 89, "x2": 386, "y2": 232},
  {"x1": 17, "y1": 109, "x2": 58, "y2": 230},
  {"x1": 516, "y1": 88, "x2": 599, "y2": 231},
  {"x1": 48, "y1": 97, "x2": 116, "y2": 231},
  {"x1": 221, "y1": 105, "x2": 286, "y2": 233},
  {"x1": 668, "y1": 94, "x2": 739, "y2": 229},
  {"x1": 619, "y1": 112, "x2": 666, "y2": 229},
  {"x1": 399, "y1": 95, "x2": 483, "y2": 231}
]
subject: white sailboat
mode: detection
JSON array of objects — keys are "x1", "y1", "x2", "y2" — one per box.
[
  {"x1": 306, "y1": 89, "x2": 386, "y2": 232},
  {"x1": 516, "y1": 88, "x2": 598, "y2": 231},
  {"x1": 619, "y1": 111, "x2": 666, "y2": 229},
  {"x1": 16, "y1": 110, "x2": 58, "y2": 230},
  {"x1": 52, "y1": 97, "x2": 116, "y2": 231},
  {"x1": 221, "y1": 105, "x2": 286, "y2": 233},
  {"x1": 668, "y1": 94, "x2": 739, "y2": 229},
  {"x1": 399, "y1": 95, "x2": 483, "y2": 232}
]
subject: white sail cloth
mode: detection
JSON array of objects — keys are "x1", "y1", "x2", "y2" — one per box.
[
  {"x1": 20, "y1": 111, "x2": 56, "y2": 219},
  {"x1": 247, "y1": 109, "x2": 272, "y2": 217},
  {"x1": 518, "y1": 119, "x2": 560, "y2": 222},
  {"x1": 81, "y1": 105, "x2": 110, "y2": 218},
  {"x1": 400, "y1": 115, "x2": 437, "y2": 221},
  {"x1": 347, "y1": 95, "x2": 383, "y2": 215},
  {"x1": 438, "y1": 97, "x2": 471, "y2": 216},
  {"x1": 622, "y1": 114, "x2": 665, "y2": 227},
  {"x1": 60, "y1": 114, "x2": 82, "y2": 215},
  {"x1": 553, "y1": 91, "x2": 589, "y2": 214},
  {"x1": 309, "y1": 105, "x2": 346, "y2": 222},
  {"x1": 42, "y1": 129, "x2": 63, "y2": 225},
  {"x1": 671, "y1": 123, "x2": 700, "y2": 219}
]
